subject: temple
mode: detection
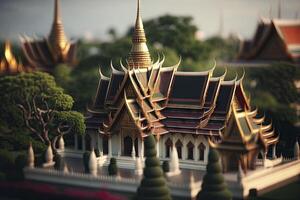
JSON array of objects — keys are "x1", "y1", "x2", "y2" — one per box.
[
  {"x1": 0, "y1": 41, "x2": 31, "y2": 75},
  {"x1": 20, "y1": 0, "x2": 77, "y2": 72},
  {"x1": 238, "y1": 18, "x2": 300, "y2": 63},
  {"x1": 84, "y1": 0, "x2": 279, "y2": 172}
]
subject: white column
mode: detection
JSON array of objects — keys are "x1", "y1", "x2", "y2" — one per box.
[
  {"x1": 108, "y1": 136, "x2": 112, "y2": 157},
  {"x1": 74, "y1": 134, "x2": 78, "y2": 150},
  {"x1": 28, "y1": 143, "x2": 35, "y2": 168},
  {"x1": 141, "y1": 138, "x2": 144, "y2": 159}
]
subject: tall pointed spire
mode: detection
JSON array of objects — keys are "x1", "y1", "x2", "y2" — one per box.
[
  {"x1": 128, "y1": 0, "x2": 152, "y2": 69},
  {"x1": 49, "y1": 0, "x2": 68, "y2": 55}
]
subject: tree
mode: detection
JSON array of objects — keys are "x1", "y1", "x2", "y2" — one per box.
[
  {"x1": 197, "y1": 148, "x2": 232, "y2": 200},
  {"x1": 0, "y1": 72, "x2": 85, "y2": 149},
  {"x1": 135, "y1": 134, "x2": 172, "y2": 200}
]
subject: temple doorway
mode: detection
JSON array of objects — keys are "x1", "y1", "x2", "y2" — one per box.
[
  {"x1": 124, "y1": 136, "x2": 133, "y2": 156},
  {"x1": 85, "y1": 134, "x2": 92, "y2": 151}
]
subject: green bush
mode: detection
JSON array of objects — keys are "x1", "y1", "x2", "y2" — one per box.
[
  {"x1": 108, "y1": 157, "x2": 118, "y2": 176},
  {"x1": 0, "y1": 172, "x2": 6, "y2": 181},
  {"x1": 197, "y1": 149, "x2": 232, "y2": 200},
  {"x1": 83, "y1": 151, "x2": 90, "y2": 173},
  {"x1": 14, "y1": 154, "x2": 27, "y2": 179},
  {"x1": 162, "y1": 161, "x2": 170, "y2": 173},
  {"x1": 135, "y1": 134, "x2": 172, "y2": 200},
  {"x1": 54, "y1": 154, "x2": 64, "y2": 171}
]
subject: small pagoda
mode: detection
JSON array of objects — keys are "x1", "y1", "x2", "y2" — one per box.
[
  {"x1": 238, "y1": 18, "x2": 300, "y2": 63},
  {"x1": 0, "y1": 41, "x2": 31, "y2": 75},
  {"x1": 84, "y1": 0, "x2": 279, "y2": 172},
  {"x1": 20, "y1": 0, "x2": 77, "y2": 72}
]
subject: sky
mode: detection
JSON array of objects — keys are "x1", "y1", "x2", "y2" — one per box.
[{"x1": 0, "y1": 0, "x2": 299, "y2": 42}]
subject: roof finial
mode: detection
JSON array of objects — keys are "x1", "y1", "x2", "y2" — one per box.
[
  {"x1": 49, "y1": 0, "x2": 68, "y2": 57},
  {"x1": 54, "y1": 0, "x2": 61, "y2": 23},
  {"x1": 128, "y1": 0, "x2": 152, "y2": 69}
]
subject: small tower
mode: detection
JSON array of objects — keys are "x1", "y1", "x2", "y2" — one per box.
[
  {"x1": 27, "y1": 142, "x2": 35, "y2": 168},
  {"x1": 89, "y1": 148, "x2": 98, "y2": 176},
  {"x1": 132, "y1": 143, "x2": 136, "y2": 159},
  {"x1": 58, "y1": 135, "x2": 65, "y2": 150},
  {"x1": 48, "y1": 0, "x2": 69, "y2": 59},
  {"x1": 45, "y1": 144, "x2": 54, "y2": 164},
  {"x1": 169, "y1": 145, "x2": 181, "y2": 176},
  {"x1": 127, "y1": 0, "x2": 152, "y2": 68}
]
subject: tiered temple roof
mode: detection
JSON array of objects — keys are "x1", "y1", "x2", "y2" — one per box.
[
  {"x1": 86, "y1": 0, "x2": 278, "y2": 152},
  {"x1": 238, "y1": 18, "x2": 300, "y2": 63},
  {"x1": 0, "y1": 41, "x2": 31, "y2": 75},
  {"x1": 20, "y1": 0, "x2": 77, "y2": 71}
]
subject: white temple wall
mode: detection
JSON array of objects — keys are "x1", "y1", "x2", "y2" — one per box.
[{"x1": 160, "y1": 133, "x2": 209, "y2": 163}]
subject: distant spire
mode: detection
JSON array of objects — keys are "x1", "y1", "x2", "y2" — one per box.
[
  {"x1": 128, "y1": 0, "x2": 152, "y2": 68},
  {"x1": 49, "y1": 0, "x2": 68, "y2": 54}
]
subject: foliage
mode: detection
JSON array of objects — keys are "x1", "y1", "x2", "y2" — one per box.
[
  {"x1": 14, "y1": 154, "x2": 27, "y2": 179},
  {"x1": 247, "y1": 63, "x2": 300, "y2": 145},
  {"x1": 83, "y1": 151, "x2": 90, "y2": 173},
  {"x1": 197, "y1": 148, "x2": 232, "y2": 200},
  {"x1": 108, "y1": 157, "x2": 118, "y2": 176},
  {"x1": 54, "y1": 154, "x2": 64, "y2": 171},
  {"x1": 135, "y1": 134, "x2": 172, "y2": 200},
  {"x1": 0, "y1": 72, "x2": 85, "y2": 145},
  {"x1": 0, "y1": 150, "x2": 15, "y2": 180},
  {"x1": 162, "y1": 161, "x2": 170, "y2": 173}
]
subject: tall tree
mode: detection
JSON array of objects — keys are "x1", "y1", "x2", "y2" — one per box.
[
  {"x1": 135, "y1": 134, "x2": 172, "y2": 200},
  {"x1": 197, "y1": 148, "x2": 232, "y2": 200},
  {"x1": 0, "y1": 72, "x2": 85, "y2": 148}
]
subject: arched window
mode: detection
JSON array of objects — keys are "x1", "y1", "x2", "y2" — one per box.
[
  {"x1": 176, "y1": 140, "x2": 183, "y2": 159},
  {"x1": 198, "y1": 143, "x2": 206, "y2": 161},
  {"x1": 165, "y1": 138, "x2": 172, "y2": 158},
  {"x1": 134, "y1": 138, "x2": 139, "y2": 157},
  {"x1": 85, "y1": 134, "x2": 92, "y2": 151},
  {"x1": 187, "y1": 142, "x2": 195, "y2": 160},
  {"x1": 124, "y1": 136, "x2": 133, "y2": 156},
  {"x1": 102, "y1": 136, "x2": 108, "y2": 155}
]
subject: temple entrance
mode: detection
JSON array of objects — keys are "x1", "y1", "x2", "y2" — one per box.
[
  {"x1": 227, "y1": 154, "x2": 239, "y2": 171},
  {"x1": 124, "y1": 136, "x2": 133, "y2": 156}
]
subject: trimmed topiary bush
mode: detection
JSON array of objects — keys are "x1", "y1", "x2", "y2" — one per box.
[
  {"x1": 15, "y1": 154, "x2": 27, "y2": 180},
  {"x1": 83, "y1": 151, "x2": 90, "y2": 173},
  {"x1": 162, "y1": 161, "x2": 170, "y2": 173},
  {"x1": 108, "y1": 157, "x2": 118, "y2": 176},
  {"x1": 54, "y1": 154, "x2": 65, "y2": 171},
  {"x1": 135, "y1": 134, "x2": 172, "y2": 200},
  {"x1": 197, "y1": 148, "x2": 232, "y2": 200}
]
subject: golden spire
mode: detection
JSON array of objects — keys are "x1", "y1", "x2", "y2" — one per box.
[
  {"x1": 48, "y1": 0, "x2": 68, "y2": 54},
  {"x1": 128, "y1": 0, "x2": 152, "y2": 68}
]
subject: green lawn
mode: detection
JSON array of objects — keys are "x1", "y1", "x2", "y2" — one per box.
[{"x1": 258, "y1": 180, "x2": 300, "y2": 200}]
